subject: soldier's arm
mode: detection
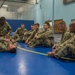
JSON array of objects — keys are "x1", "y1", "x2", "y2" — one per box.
[
  {"x1": 45, "y1": 31, "x2": 54, "y2": 38},
  {"x1": 0, "y1": 37, "x2": 4, "y2": 41},
  {"x1": 6, "y1": 22, "x2": 12, "y2": 34},
  {"x1": 15, "y1": 28, "x2": 19, "y2": 34},
  {"x1": 34, "y1": 30, "x2": 45, "y2": 39},
  {"x1": 26, "y1": 30, "x2": 36, "y2": 42},
  {"x1": 61, "y1": 32, "x2": 71, "y2": 43}
]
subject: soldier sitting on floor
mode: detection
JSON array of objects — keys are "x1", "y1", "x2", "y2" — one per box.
[
  {"x1": 48, "y1": 21, "x2": 72, "y2": 56},
  {"x1": 12, "y1": 24, "x2": 27, "y2": 42},
  {"x1": 25, "y1": 23, "x2": 42, "y2": 45},
  {"x1": 47, "y1": 21, "x2": 75, "y2": 59},
  {"x1": 23, "y1": 24, "x2": 35, "y2": 42},
  {"x1": 28, "y1": 22, "x2": 54, "y2": 48}
]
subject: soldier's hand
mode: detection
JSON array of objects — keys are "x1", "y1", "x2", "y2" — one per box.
[
  {"x1": 47, "y1": 52, "x2": 55, "y2": 57},
  {"x1": 11, "y1": 39, "x2": 15, "y2": 43},
  {"x1": 34, "y1": 35, "x2": 38, "y2": 39},
  {"x1": 24, "y1": 32, "x2": 26, "y2": 35},
  {"x1": 28, "y1": 41, "x2": 31, "y2": 45},
  {"x1": 25, "y1": 40, "x2": 28, "y2": 44},
  {"x1": 52, "y1": 45, "x2": 56, "y2": 49},
  {"x1": 4, "y1": 38, "x2": 10, "y2": 42}
]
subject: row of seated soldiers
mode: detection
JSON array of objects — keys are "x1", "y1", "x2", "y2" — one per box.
[
  {"x1": 12, "y1": 22, "x2": 54, "y2": 48},
  {"x1": 12, "y1": 21, "x2": 75, "y2": 59},
  {"x1": 0, "y1": 16, "x2": 75, "y2": 59}
]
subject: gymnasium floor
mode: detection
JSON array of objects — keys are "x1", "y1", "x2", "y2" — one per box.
[{"x1": 0, "y1": 34, "x2": 75, "y2": 75}]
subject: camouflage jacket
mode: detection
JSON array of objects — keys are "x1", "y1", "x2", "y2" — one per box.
[
  {"x1": 55, "y1": 33, "x2": 75, "y2": 52},
  {"x1": 55, "y1": 29, "x2": 72, "y2": 47},
  {"x1": 36, "y1": 28, "x2": 54, "y2": 39},
  {"x1": 0, "y1": 22, "x2": 12, "y2": 36},
  {"x1": 24, "y1": 30, "x2": 34, "y2": 37},
  {"x1": 27, "y1": 29, "x2": 43, "y2": 41},
  {"x1": 15, "y1": 27, "x2": 27, "y2": 36}
]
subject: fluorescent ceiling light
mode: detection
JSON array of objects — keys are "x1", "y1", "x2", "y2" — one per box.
[{"x1": 3, "y1": 5, "x2": 8, "y2": 8}]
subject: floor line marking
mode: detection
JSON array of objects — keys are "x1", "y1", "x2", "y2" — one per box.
[
  {"x1": 17, "y1": 46, "x2": 48, "y2": 56},
  {"x1": 17, "y1": 47, "x2": 75, "y2": 60}
]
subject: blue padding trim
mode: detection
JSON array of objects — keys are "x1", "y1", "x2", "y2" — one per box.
[{"x1": 7, "y1": 19, "x2": 34, "y2": 32}]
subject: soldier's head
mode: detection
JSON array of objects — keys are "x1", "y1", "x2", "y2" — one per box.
[
  {"x1": 0, "y1": 17, "x2": 6, "y2": 25},
  {"x1": 31, "y1": 24, "x2": 35, "y2": 30},
  {"x1": 44, "y1": 22, "x2": 50, "y2": 29},
  {"x1": 69, "y1": 21, "x2": 75, "y2": 33},
  {"x1": 7, "y1": 44, "x2": 16, "y2": 53},
  {"x1": 21, "y1": 24, "x2": 25, "y2": 29},
  {"x1": 58, "y1": 21, "x2": 66, "y2": 31},
  {"x1": 34, "y1": 23, "x2": 40, "y2": 30},
  {"x1": 44, "y1": 22, "x2": 50, "y2": 27}
]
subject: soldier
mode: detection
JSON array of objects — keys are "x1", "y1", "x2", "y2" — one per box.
[
  {"x1": 48, "y1": 21, "x2": 75, "y2": 59},
  {"x1": 0, "y1": 17, "x2": 12, "y2": 36},
  {"x1": 28, "y1": 22, "x2": 54, "y2": 48},
  {"x1": 23, "y1": 24, "x2": 35, "y2": 42},
  {"x1": 12, "y1": 24, "x2": 27, "y2": 42},
  {"x1": 0, "y1": 34, "x2": 17, "y2": 53},
  {"x1": 48, "y1": 21, "x2": 72, "y2": 56},
  {"x1": 25, "y1": 23, "x2": 42, "y2": 44}
]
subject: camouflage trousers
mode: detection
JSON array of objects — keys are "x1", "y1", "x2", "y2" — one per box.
[
  {"x1": 54, "y1": 44, "x2": 75, "y2": 58},
  {"x1": 23, "y1": 35, "x2": 30, "y2": 42},
  {"x1": 42, "y1": 38, "x2": 54, "y2": 47},
  {"x1": 0, "y1": 42, "x2": 7, "y2": 52},
  {"x1": 28, "y1": 38, "x2": 54, "y2": 48},
  {"x1": 12, "y1": 34, "x2": 23, "y2": 42}
]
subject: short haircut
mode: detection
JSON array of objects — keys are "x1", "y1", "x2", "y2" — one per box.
[
  {"x1": 0, "y1": 16, "x2": 6, "y2": 22},
  {"x1": 21, "y1": 24, "x2": 24, "y2": 25},
  {"x1": 31, "y1": 24, "x2": 35, "y2": 26},
  {"x1": 9, "y1": 48, "x2": 16, "y2": 53},
  {"x1": 44, "y1": 22, "x2": 50, "y2": 27},
  {"x1": 70, "y1": 21, "x2": 75, "y2": 26},
  {"x1": 34, "y1": 23, "x2": 40, "y2": 27},
  {"x1": 58, "y1": 21, "x2": 66, "y2": 26}
]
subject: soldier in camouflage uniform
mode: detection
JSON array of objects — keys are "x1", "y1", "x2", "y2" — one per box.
[
  {"x1": 25, "y1": 23, "x2": 42, "y2": 44},
  {"x1": 48, "y1": 21, "x2": 72, "y2": 56},
  {"x1": 0, "y1": 34, "x2": 17, "y2": 53},
  {"x1": 28, "y1": 22, "x2": 54, "y2": 48},
  {"x1": 23, "y1": 24, "x2": 35, "y2": 42},
  {"x1": 12, "y1": 24, "x2": 27, "y2": 42},
  {"x1": 48, "y1": 21, "x2": 75, "y2": 59},
  {"x1": 0, "y1": 17, "x2": 12, "y2": 37}
]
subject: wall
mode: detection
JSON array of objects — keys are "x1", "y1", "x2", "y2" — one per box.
[
  {"x1": 20, "y1": 5, "x2": 34, "y2": 20},
  {"x1": 1, "y1": 0, "x2": 75, "y2": 27},
  {"x1": 34, "y1": 0, "x2": 53, "y2": 27},
  {"x1": 34, "y1": 0, "x2": 75, "y2": 26},
  {"x1": 54, "y1": 0, "x2": 75, "y2": 26},
  {"x1": 7, "y1": 19, "x2": 34, "y2": 32},
  {"x1": 0, "y1": 8, "x2": 18, "y2": 19}
]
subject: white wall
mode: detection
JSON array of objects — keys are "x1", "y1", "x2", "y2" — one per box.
[
  {"x1": 0, "y1": 8, "x2": 18, "y2": 19},
  {"x1": 19, "y1": 4, "x2": 34, "y2": 20}
]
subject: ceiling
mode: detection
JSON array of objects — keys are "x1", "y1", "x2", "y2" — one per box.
[{"x1": 0, "y1": 0, "x2": 38, "y2": 12}]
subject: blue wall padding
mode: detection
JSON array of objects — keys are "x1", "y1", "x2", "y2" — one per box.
[{"x1": 7, "y1": 19, "x2": 34, "y2": 32}]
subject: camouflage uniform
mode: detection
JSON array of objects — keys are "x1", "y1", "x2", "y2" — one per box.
[
  {"x1": 0, "y1": 37, "x2": 17, "y2": 52},
  {"x1": 12, "y1": 27, "x2": 27, "y2": 42},
  {"x1": 27, "y1": 29, "x2": 42, "y2": 43},
  {"x1": 54, "y1": 33, "x2": 75, "y2": 58},
  {"x1": 0, "y1": 22, "x2": 12, "y2": 36},
  {"x1": 23, "y1": 30, "x2": 34, "y2": 41},
  {"x1": 29, "y1": 28, "x2": 54, "y2": 47},
  {"x1": 55, "y1": 29, "x2": 72, "y2": 48}
]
